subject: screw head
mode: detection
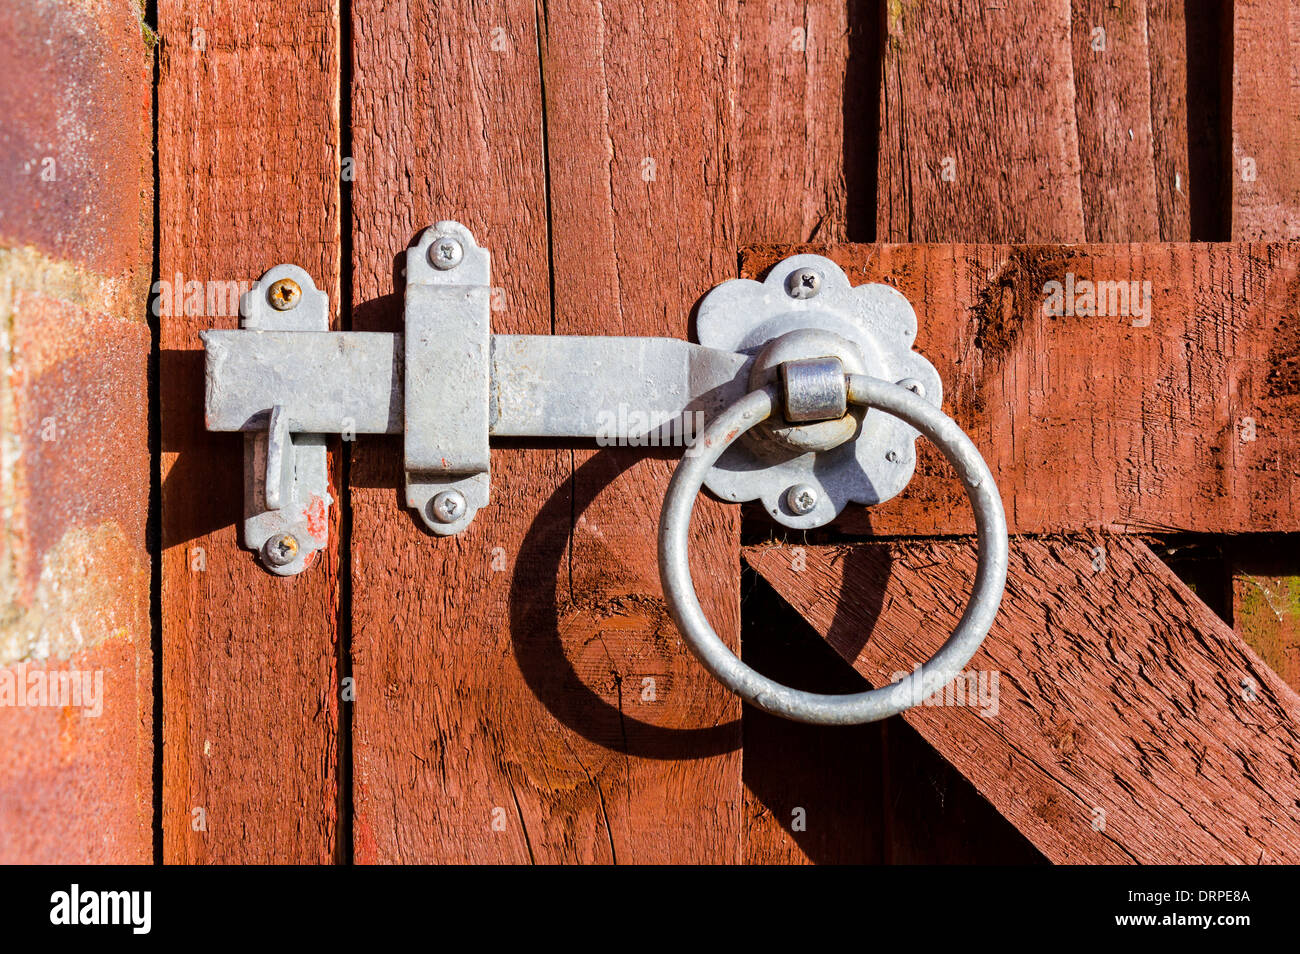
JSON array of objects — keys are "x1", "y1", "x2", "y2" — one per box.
[
  {"x1": 886, "y1": 449, "x2": 901, "y2": 463},
  {"x1": 262, "y1": 532, "x2": 300, "y2": 566},
  {"x1": 430, "y1": 490, "x2": 467, "y2": 523},
  {"x1": 785, "y1": 483, "x2": 819, "y2": 515},
  {"x1": 430, "y1": 237, "x2": 464, "y2": 270},
  {"x1": 267, "y1": 278, "x2": 302, "y2": 311},
  {"x1": 786, "y1": 268, "x2": 822, "y2": 300}
]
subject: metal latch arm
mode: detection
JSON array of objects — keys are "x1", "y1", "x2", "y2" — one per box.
[{"x1": 200, "y1": 331, "x2": 747, "y2": 441}]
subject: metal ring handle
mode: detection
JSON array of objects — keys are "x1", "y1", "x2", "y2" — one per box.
[{"x1": 658, "y1": 375, "x2": 1008, "y2": 725}]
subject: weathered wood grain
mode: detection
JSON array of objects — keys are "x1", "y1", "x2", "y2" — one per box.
[
  {"x1": 746, "y1": 539, "x2": 1300, "y2": 863},
  {"x1": 743, "y1": 0, "x2": 1066, "y2": 863},
  {"x1": 1231, "y1": 0, "x2": 1300, "y2": 695},
  {"x1": 741, "y1": 241, "x2": 1300, "y2": 537},
  {"x1": 158, "y1": 0, "x2": 342, "y2": 862},
  {"x1": 874, "y1": 0, "x2": 1065, "y2": 865},
  {"x1": 1070, "y1": 0, "x2": 1160, "y2": 242},
  {"x1": 1145, "y1": 0, "x2": 1192, "y2": 240},
  {"x1": 734, "y1": 0, "x2": 860, "y2": 244},
  {"x1": 1232, "y1": 0, "x2": 1300, "y2": 240},
  {"x1": 879, "y1": 0, "x2": 1195, "y2": 242},
  {"x1": 349, "y1": 0, "x2": 747, "y2": 863},
  {"x1": 878, "y1": 0, "x2": 1084, "y2": 243}
]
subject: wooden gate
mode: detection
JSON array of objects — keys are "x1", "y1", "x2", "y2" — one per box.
[{"x1": 145, "y1": 0, "x2": 1300, "y2": 863}]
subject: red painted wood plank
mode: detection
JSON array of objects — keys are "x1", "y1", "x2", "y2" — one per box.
[
  {"x1": 349, "y1": 0, "x2": 745, "y2": 863},
  {"x1": 1231, "y1": 0, "x2": 1300, "y2": 694},
  {"x1": 540, "y1": 0, "x2": 748, "y2": 861},
  {"x1": 1070, "y1": 0, "x2": 1161, "y2": 241},
  {"x1": 747, "y1": 539, "x2": 1300, "y2": 863},
  {"x1": 1146, "y1": 0, "x2": 1194, "y2": 240},
  {"x1": 878, "y1": 0, "x2": 1084, "y2": 243},
  {"x1": 731, "y1": 0, "x2": 885, "y2": 865},
  {"x1": 741, "y1": 241, "x2": 1300, "y2": 537},
  {"x1": 1232, "y1": 0, "x2": 1300, "y2": 240},
  {"x1": 348, "y1": 0, "x2": 556, "y2": 864},
  {"x1": 158, "y1": 0, "x2": 342, "y2": 862}
]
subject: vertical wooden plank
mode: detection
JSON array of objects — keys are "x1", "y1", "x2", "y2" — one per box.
[
  {"x1": 1231, "y1": 0, "x2": 1300, "y2": 239},
  {"x1": 540, "y1": 0, "x2": 744, "y2": 862},
  {"x1": 158, "y1": 0, "x2": 342, "y2": 862},
  {"x1": 878, "y1": 0, "x2": 1084, "y2": 243},
  {"x1": 733, "y1": 1, "x2": 885, "y2": 864},
  {"x1": 1146, "y1": 0, "x2": 1192, "y2": 239},
  {"x1": 1070, "y1": 0, "x2": 1160, "y2": 240},
  {"x1": 350, "y1": 0, "x2": 746, "y2": 863},
  {"x1": 734, "y1": 1, "x2": 858, "y2": 243},
  {"x1": 349, "y1": 0, "x2": 554, "y2": 864},
  {"x1": 1230, "y1": 0, "x2": 1300, "y2": 693}
]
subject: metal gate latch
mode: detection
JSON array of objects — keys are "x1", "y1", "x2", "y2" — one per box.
[{"x1": 202, "y1": 220, "x2": 1008, "y2": 724}]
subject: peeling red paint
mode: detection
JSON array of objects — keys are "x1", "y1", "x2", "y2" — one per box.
[{"x1": 304, "y1": 493, "x2": 330, "y2": 540}]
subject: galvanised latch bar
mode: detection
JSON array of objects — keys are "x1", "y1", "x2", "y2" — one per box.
[{"x1": 201, "y1": 220, "x2": 1008, "y2": 725}]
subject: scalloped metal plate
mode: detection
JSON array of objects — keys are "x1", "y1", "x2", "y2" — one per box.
[{"x1": 695, "y1": 254, "x2": 943, "y2": 529}]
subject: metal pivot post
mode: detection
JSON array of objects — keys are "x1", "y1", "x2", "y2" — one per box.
[{"x1": 202, "y1": 221, "x2": 1008, "y2": 724}]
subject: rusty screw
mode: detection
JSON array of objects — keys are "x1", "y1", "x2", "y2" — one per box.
[
  {"x1": 263, "y1": 532, "x2": 300, "y2": 566},
  {"x1": 267, "y1": 278, "x2": 302, "y2": 311}
]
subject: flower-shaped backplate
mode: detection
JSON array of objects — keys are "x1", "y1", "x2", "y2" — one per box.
[{"x1": 695, "y1": 254, "x2": 943, "y2": 529}]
